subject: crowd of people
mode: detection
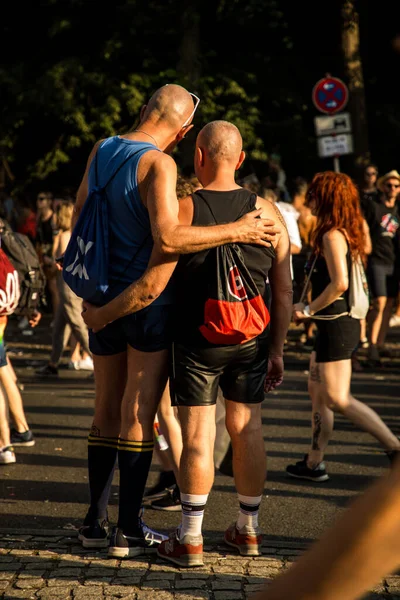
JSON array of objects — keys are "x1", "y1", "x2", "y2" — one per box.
[{"x1": 1, "y1": 83, "x2": 400, "y2": 599}]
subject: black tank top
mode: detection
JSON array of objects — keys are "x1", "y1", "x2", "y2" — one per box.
[
  {"x1": 174, "y1": 188, "x2": 276, "y2": 343},
  {"x1": 310, "y1": 246, "x2": 351, "y2": 316}
]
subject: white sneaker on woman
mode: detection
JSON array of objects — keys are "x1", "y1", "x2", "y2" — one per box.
[
  {"x1": 68, "y1": 360, "x2": 80, "y2": 370},
  {"x1": 389, "y1": 315, "x2": 400, "y2": 328},
  {"x1": 79, "y1": 356, "x2": 94, "y2": 371},
  {"x1": 0, "y1": 446, "x2": 16, "y2": 464}
]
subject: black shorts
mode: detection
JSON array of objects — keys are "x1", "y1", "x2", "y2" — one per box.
[
  {"x1": 314, "y1": 317, "x2": 360, "y2": 363},
  {"x1": 89, "y1": 305, "x2": 173, "y2": 355},
  {"x1": 171, "y1": 332, "x2": 270, "y2": 407},
  {"x1": 367, "y1": 262, "x2": 399, "y2": 299}
]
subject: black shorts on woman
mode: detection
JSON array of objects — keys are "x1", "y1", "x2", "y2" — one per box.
[{"x1": 310, "y1": 245, "x2": 360, "y2": 363}]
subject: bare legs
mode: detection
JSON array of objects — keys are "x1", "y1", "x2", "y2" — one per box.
[
  {"x1": 178, "y1": 405, "x2": 216, "y2": 495},
  {"x1": 156, "y1": 384, "x2": 182, "y2": 482},
  {"x1": 225, "y1": 400, "x2": 266, "y2": 496},
  {"x1": 307, "y1": 352, "x2": 400, "y2": 468},
  {"x1": 0, "y1": 386, "x2": 10, "y2": 448},
  {"x1": 1, "y1": 359, "x2": 29, "y2": 433},
  {"x1": 368, "y1": 295, "x2": 394, "y2": 355},
  {"x1": 92, "y1": 353, "x2": 127, "y2": 438}
]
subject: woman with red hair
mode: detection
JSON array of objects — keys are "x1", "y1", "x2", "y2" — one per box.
[{"x1": 286, "y1": 171, "x2": 400, "y2": 482}]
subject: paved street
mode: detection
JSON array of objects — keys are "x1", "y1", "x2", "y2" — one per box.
[{"x1": 1, "y1": 315, "x2": 400, "y2": 598}]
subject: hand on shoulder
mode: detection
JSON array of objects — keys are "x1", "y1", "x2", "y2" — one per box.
[{"x1": 256, "y1": 196, "x2": 287, "y2": 247}]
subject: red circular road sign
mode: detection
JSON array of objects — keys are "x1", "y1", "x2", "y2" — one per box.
[{"x1": 312, "y1": 76, "x2": 349, "y2": 115}]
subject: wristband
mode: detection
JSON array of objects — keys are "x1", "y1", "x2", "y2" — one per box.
[{"x1": 303, "y1": 305, "x2": 311, "y2": 318}]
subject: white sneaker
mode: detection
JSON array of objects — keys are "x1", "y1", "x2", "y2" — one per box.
[
  {"x1": 78, "y1": 356, "x2": 94, "y2": 371},
  {"x1": 0, "y1": 446, "x2": 16, "y2": 464},
  {"x1": 389, "y1": 315, "x2": 400, "y2": 328},
  {"x1": 68, "y1": 360, "x2": 81, "y2": 371}
]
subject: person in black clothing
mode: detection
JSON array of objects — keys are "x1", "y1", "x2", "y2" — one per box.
[
  {"x1": 156, "y1": 120, "x2": 292, "y2": 567},
  {"x1": 359, "y1": 163, "x2": 379, "y2": 209},
  {"x1": 362, "y1": 170, "x2": 400, "y2": 365},
  {"x1": 286, "y1": 171, "x2": 400, "y2": 483},
  {"x1": 36, "y1": 191, "x2": 59, "y2": 315}
]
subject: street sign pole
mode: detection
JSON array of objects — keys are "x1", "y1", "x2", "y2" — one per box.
[{"x1": 333, "y1": 156, "x2": 340, "y2": 173}]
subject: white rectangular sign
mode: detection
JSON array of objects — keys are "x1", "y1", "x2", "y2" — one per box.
[
  {"x1": 314, "y1": 112, "x2": 352, "y2": 136},
  {"x1": 317, "y1": 133, "x2": 353, "y2": 158}
]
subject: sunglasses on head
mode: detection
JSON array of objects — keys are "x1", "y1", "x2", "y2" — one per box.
[
  {"x1": 385, "y1": 183, "x2": 400, "y2": 189},
  {"x1": 182, "y1": 92, "x2": 201, "y2": 128}
]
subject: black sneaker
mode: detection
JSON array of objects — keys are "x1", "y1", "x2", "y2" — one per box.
[
  {"x1": 108, "y1": 522, "x2": 168, "y2": 558},
  {"x1": 143, "y1": 470, "x2": 176, "y2": 501},
  {"x1": 35, "y1": 364, "x2": 58, "y2": 376},
  {"x1": 286, "y1": 455, "x2": 329, "y2": 482},
  {"x1": 150, "y1": 485, "x2": 181, "y2": 512},
  {"x1": 78, "y1": 518, "x2": 110, "y2": 548},
  {"x1": 10, "y1": 428, "x2": 35, "y2": 447}
]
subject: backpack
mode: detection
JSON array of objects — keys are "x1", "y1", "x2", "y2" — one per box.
[
  {"x1": 348, "y1": 255, "x2": 369, "y2": 319},
  {"x1": 0, "y1": 220, "x2": 46, "y2": 316},
  {"x1": 63, "y1": 146, "x2": 147, "y2": 303},
  {"x1": 0, "y1": 247, "x2": 20, "y2": 316},
  {"x1": 199, "y1": 243, "x2": 270, "y2": 345}
]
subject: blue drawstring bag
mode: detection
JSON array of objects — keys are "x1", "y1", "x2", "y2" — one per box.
[{"x1": 63, "y1": 148, "x2": 142, "y2": 304}]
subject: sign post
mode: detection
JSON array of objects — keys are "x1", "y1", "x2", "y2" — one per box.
[{"x1": 312, "y1": 75, "x2": 352, "y2": 172}]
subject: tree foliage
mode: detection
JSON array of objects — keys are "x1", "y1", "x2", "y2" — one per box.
[{"x1": 1, "y1": 0, "x2": 399, "y2": 198}]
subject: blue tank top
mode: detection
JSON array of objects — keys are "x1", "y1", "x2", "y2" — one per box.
[{"x1": 87, "y1": 135, "x2": 174, "y2": 305}]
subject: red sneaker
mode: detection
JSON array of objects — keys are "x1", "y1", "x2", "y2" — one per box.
[
  {"x1": 224, "y1": 522, "x2": 262, "y2": 556},
  {"x1": 157, "y1": 530, "x2": 204, "y2": 567}
]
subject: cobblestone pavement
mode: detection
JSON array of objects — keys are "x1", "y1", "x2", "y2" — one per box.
[{"x1": 0, "y1": 531, "x2": 400, "y2": 599}]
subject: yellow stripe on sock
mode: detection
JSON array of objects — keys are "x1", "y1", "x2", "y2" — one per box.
[
  {"x1": 88, "y1": 436, "x2": 119, "y2": 449},
  {"x1": 118, "y1": 439, "x2": 154, "y2": 447},
  {"x1": 118, "y1": 439, "x2": 154, "y2": 452}
]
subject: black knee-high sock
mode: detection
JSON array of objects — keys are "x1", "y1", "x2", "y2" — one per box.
[
  {"x1": 117, "y1": 438, "x2": 154, "y2": 535},
  {"x1": 86, "y1": 434, "x2": 118, "y2": 523}
]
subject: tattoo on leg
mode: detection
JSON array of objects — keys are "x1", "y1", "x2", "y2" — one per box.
[
  {"x1": 90, "y1": 424, "x2": 100, "y2": 437},
  {"x1": 312, "y1": 412, "x2": 322, "y2": 450},
  {"x1": 310, "y1": 364, "x2": 321, "y2": 383}
]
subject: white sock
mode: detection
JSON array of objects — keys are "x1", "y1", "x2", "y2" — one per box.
[
  {"x1": 236, "y1": 493, "x2": 262, "y2": 530},
  {"x1": 179, "y1": 493, "x2": 208, "y2": 539}
]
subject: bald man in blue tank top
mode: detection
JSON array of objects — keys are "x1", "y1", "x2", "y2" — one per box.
[{"x1": 77, "y1": 86, "x2": 280, "y2": 558}]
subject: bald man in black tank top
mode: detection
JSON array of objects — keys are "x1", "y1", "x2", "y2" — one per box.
[{"x1": 157, "y1": 121, "x2": 293, "y2": 567}]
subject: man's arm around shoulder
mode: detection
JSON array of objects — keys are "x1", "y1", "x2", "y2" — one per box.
[{"x1": 146, "y1": 155, "x2": 280, "y2": 254}]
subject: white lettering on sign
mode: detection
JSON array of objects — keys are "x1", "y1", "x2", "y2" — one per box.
[{"x1": 317, "y1": 134, "x2": 353, "y2": 158}]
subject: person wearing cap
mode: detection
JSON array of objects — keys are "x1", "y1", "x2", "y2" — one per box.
[{"x1": 362, "y1": 169, "x2": 400, "y2": 366}]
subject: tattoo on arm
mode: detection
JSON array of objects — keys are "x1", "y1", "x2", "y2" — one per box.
[
  {"x1": 269, "y1": 202, "x2": 288, "y2": 231},
  {"x1": 90, "y1": 424, "x2": 100, "y2": 437},
  {"x1": 310, "y1": 364, "x2": 321, "y2": 383},
  {"x1": 312, "y1": 412, "x2": 322, "y2": 450}
]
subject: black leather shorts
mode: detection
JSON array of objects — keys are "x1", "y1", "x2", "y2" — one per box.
[{"x1": 170, "y1": 333, "x2": 269, "y2": 406}]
